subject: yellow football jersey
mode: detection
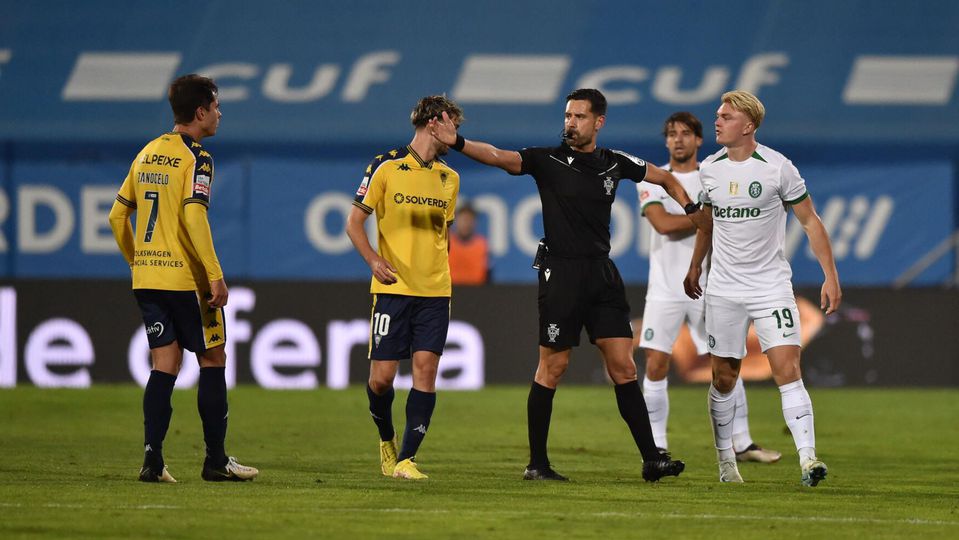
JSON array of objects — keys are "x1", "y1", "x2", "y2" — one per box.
[
  {"x1": 110, "y1": 132, "x2": 223, "y2": 291},
  {"x1": 353, "y1": 146, "x2": 459, "y2": 297}
]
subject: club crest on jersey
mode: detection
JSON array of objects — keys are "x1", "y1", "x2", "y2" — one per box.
[
  {"x1": 547, "y1": 323, "x2": 560, "y2": 343},
  {"x1": 440, "y1": 172, "x2": 448, "y2": 185},
  {"x1": 748, "y1": 181, "x2": 762, "y2": 198},
  {"x1": 729, "y1": 181, "x2": 739, "y2": 195},
  {"x1": 604, "y1": 177, "x2": 614, "y2": 196}
]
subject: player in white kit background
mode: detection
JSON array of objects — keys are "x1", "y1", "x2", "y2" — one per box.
[
  {"x1": 636, "y1": 111, "x2": 780, "y2": 463},
  {"x1": 685, "y1": 91, "x2": 841, "y2": 486}
]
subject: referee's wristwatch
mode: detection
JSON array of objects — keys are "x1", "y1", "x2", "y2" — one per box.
[{"x1": 684, "y1": 202, "x2": 702, "y2": 215}]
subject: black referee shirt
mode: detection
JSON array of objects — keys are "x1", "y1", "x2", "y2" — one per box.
[{"x1": 512, "y1": 142, "x2": 648, "y2": 258}]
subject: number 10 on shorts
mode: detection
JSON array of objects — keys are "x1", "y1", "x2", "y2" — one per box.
[{"x1": 373, "y1": 313, "x2": 391, "y2": 336}]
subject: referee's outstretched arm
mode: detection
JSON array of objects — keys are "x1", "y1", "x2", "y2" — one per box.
[{"x1": 428, "y1": 112, "x2": 522, "y2": 175}]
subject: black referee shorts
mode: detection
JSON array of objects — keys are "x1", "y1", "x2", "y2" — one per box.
[{"x1": 537, "y1": 256, "x2": 632, "y2": 349}]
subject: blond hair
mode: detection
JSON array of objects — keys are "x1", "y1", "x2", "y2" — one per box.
[{"x1": 721, "y1": 90, "x2": 765, "y2": 130}]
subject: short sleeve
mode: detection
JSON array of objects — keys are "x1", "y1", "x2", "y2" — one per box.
[
  {"x1": 516, "y1": 147, "x2": 547, "y2": 176},
  {"x1": 186, "y1": 151, "x2": 214, "y2": 207},
  {"x1": 354, "y1": 156, "x2": 387, "y2": 214},
  {"x1": 611, "y1": 150, "x2": 648, "y2": 182},
  {"x1": 447, "y1": 173, "x2": 459, "y2": 223},
  {"x1": 639, "y1": 183, "x2": 669, "y2": 215},
  {"x1": 781, "y1": 159, "x2": 808, "y2": 205},
  {"x1": 699, "y1": 171, "x2": 713, "y2": 206}
]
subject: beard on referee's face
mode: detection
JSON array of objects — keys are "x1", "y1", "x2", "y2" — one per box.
[{"x1": 565, "y1": 129, "x2": 595, "y2": 149}]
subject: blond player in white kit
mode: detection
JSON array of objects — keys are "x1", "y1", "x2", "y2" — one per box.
[
  {"x1": 685, "y1": 91, "x2": 841, "y2": 486},
  {"x1": 637, "y1": 112, "x2": 780, "y2": 463}
]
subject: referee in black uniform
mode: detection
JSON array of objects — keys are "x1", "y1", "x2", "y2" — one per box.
[{"x1": 429, "y1": 89, "x2": 709, "y2": 482}]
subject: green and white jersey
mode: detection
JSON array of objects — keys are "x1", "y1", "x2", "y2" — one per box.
[
  {"x1": 639, "y1": 166, "x2": 705, "y2": 301},
  {"x1": 700, "y1": 144, "x2": 808, "y2": 298}
]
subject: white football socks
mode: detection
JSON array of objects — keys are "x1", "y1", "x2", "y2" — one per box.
[
  {"x1": 731, "y1": 376, "x2": 754, "y2": 453},
  {"x1": 780, "y1": 379, "x2": 817, "y2": 463},
  {"x1": 708, "y1": 384, "x2": 736, "y2": 461},
  {"x1": 642, "y1": 376, "x2": 669, "y2": 449}
]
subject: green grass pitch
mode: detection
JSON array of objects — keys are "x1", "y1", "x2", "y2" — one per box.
[{"x1": 1, "y1": 385, "x2": 957, "y2": 538}]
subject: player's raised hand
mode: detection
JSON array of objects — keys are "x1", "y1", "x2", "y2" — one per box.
[
  {"x1": 821, "y1": 278, "x2": 841, "y2": 315},
  {"x1": 684, "y1": 265, "x2": 703, "y2": 299},
  {"x1": 207, "y1": 278, "x2": 229, "y2": 308},
  {"x1": 370, "y1": 255, "x2": 398, "y2": 285},
  {"x1": 428, "y1": 111, "x2": 458, "y2": 146}
]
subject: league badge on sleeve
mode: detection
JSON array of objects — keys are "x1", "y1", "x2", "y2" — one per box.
[
  {"x1": 356, "y1": 176, "x2": 370, "y2": 197},
  {"x1": 193, "y1": 174, "x2": 211, "y2": 197}
]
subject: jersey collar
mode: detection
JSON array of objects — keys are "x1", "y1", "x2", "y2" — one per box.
[
  {"x1": 406, "y1": 145, "x2": 433, "y2": 169},
  {"x1": 560, "y1": 141, "x2": 600, "y2": 158}
]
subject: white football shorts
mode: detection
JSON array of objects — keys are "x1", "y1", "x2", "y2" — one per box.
[
  {"x1": 639, "y1": 299, "x2": 708, "y2": 356},
  {"x1": 704, "y1": 294, "x2": 802, "y2": 358}
]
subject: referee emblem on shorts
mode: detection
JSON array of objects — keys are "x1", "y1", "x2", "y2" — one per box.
[
  {"x1": 748, "y1": 181, "x2": 762, "y2": 198},
  {"x1": 644, "y1": 328, "x2": 654, "y2": 340},
  {"x1": 547, "y1": 324, "x2": 560, "y2": 343},
  {"x1": 708, "y1": 335, "x2": 716, "y2": 348}
]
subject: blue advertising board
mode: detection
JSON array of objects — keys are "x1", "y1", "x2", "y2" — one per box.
[
  {"x1": 1, "y1": 156, "x2": 954, "y2": 285},
  {"x1": 0, "y1": 0, "x2": 957, "y2": 147}
]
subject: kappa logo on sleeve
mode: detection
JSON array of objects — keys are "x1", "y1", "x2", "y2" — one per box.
[{"x1": 194, "y1": 174, "x2": 211, "y2": 196}]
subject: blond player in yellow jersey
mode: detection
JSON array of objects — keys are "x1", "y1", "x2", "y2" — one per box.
[
  {"x1": 346, "y1": 96, "x2": 462, "y2": 480},
  {"x1": 109, "y1": 74, "x2": 257, "y2": 484}
]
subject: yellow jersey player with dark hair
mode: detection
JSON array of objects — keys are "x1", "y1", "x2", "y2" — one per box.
[
  {"x1": 109, "y1": 74, "x2": 258, "y2": 484},
  {"x1": 346, "y1": 95, "x2": 462, "y2": 480}
]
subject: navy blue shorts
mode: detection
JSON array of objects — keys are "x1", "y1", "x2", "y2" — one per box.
[
  {"x1": 368, "y1": 294, "x2": 450, "y2": 360},
  {"x1": 133, "y1": 289, "x2": 226, "y2": 353},
  {"x1": 537, "y1": 256, "x2": 632, "y2": 349}
]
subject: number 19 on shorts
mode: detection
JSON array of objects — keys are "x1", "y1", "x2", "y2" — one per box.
[{"x1": 771, "y1": 308, "x2": 794, "y2": 328}]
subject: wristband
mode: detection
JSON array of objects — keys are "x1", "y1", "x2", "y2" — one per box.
[
  {"x1": 684, "y1": 202, "x2": 701, "y2": 215},
  {"x1": 451, "y1": 134, "x2": 465, "y2": 152}
]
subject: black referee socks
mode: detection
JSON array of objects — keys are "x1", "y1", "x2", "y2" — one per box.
[
  {"x1": 614, "y1": 381, "x2": 660, "y2": 461},
  {"x1": 527, "y1": 382, "x2": 556, "y2": 468}
]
